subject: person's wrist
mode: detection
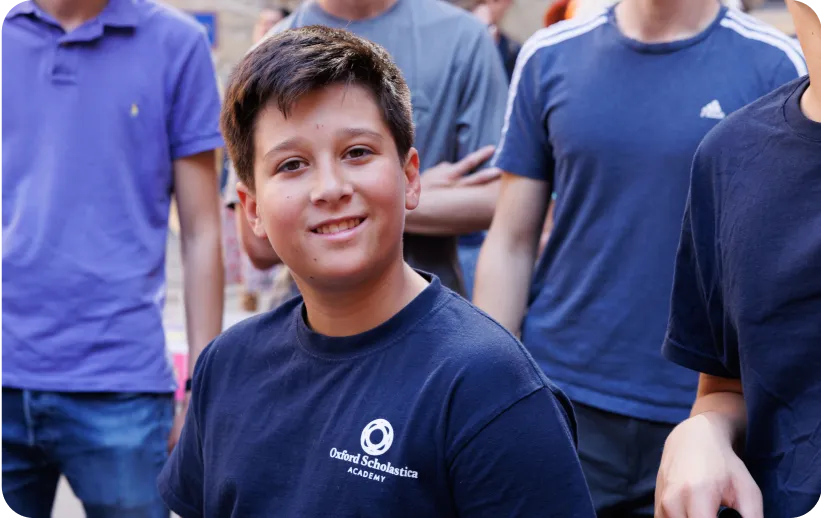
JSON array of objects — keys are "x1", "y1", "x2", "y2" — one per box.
[{"x1": 692, "y1": 411, "x2": 738, "y2": 445}]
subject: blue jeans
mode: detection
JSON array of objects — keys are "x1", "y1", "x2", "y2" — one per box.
[{"x1": 2, "y1": 388, "x2": 173, "y2": 518}]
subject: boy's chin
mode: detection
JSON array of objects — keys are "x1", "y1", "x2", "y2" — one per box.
[{"x1": 296, "y1": 260, "x2": 379, "y2": 289}]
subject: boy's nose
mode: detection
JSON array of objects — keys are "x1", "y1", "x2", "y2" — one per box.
[{"x1": 309, "y1": 163, "x2": 354, "y2": 205}]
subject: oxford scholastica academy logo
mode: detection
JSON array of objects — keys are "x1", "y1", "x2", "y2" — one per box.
[{"x1": 329, "y1": 418, "x2": 419, "y2": 483}]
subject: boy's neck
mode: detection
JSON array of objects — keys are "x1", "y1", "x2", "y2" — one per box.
[
  {"x1": 615, "y1": 0, "x2": 721, "y2": 43},
  {"x1": 801, "y1": 73, "x2": 821, "y2": 124},
  {"x1": 35, "y1": 0, "x2": 109, "y2": 31},
  {"x1": 316, "y1": 0, "x2": 398, "y2": 21},
  {"x1": 300, "y1": 260, "x2": 429, "y2": 338},
  {"x1": 799, "y1": 32, "x2": 820, "y2": 123}
]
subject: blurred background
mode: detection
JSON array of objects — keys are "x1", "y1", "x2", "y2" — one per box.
[{"x1": 164, "y1": 0, "x2": 795, "y2": 86}]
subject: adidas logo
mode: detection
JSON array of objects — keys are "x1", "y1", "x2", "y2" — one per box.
[{"x1": 700, "y1": 100, "x2": 726, "y2": 120}]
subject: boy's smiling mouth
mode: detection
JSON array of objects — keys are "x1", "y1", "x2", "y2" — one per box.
[{"x1": 311, "y1": 217, "x2": 366, "y2": 235}]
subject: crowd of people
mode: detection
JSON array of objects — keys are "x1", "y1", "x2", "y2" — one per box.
[{"x1": 2, "y1": 0, "x2": 819, "y2": 517}]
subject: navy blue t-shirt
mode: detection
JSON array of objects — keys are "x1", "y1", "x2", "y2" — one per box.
[
  {"x1": 663, "y1": 76, "x2": 821, "y2": 518},
  {"x1": 492, "y1": 6, "x2": 806, "y2": 423},
  {"x1": 158, "y1": 274, "x2": 595, "y2": 517}
]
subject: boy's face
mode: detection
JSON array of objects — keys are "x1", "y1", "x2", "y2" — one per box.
[{"x1": 239, "y1": 83, "x2": 420, "y2": 290}]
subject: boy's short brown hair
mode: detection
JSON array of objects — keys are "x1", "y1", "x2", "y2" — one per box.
[{"x1": 221, "y1": 25, "x2": 415, "y2": 189}]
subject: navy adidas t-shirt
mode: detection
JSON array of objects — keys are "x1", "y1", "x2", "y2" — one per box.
[
  {"x1": 663, "y1": 76, "x2": 821, "y2": 518},
  {"x1": 492, "y1": 6, "x2": 806, "y2": 423},
  {"x1": 158, "y1": 274, "x2": 595, "y2": 517}
]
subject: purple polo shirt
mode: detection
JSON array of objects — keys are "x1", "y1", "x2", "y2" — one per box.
[{"x1": 2, "y1": 0, "x2": 223, "y2": 392}]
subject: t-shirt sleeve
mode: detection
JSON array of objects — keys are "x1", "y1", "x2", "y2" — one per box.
[
  {"x1": 455, "y1": 27, "x2": 509, "y2": 164},
  {"x1": 662, "y1": 142, "x2": 737, "y2": 379},
  {"x1": 157, "y1": 343, "x2": 214, "y2": 518},
  {"x1": 449, "y1": 388, "x2": 595, "y2": 518},
  {"x1": 492, "y1": 44, "x2": 554, "y2": 183},
  {"x1": 169, "y1": 30, "x2": 224, "y2": 160}
]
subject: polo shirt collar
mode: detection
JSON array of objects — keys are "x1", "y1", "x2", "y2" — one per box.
[{"x1": 7, "y1": 1, "x2": 37, "y2": 19}]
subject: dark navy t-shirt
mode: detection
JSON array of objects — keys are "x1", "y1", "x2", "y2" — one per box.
[
  {"x1": 492, "y1": 6, "x2": 805, "y2": 423},
  {"x1": 158, "y1": 275, "x2": 595, "y2": 517},
  {"x1": 663, "y1": 76, "x2": 821, "y2": 518}
]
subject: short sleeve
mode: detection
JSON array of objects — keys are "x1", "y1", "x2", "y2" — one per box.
[
  {"x1": 168, "y1": 31, "x2": 224, "y2": 160},
  {"x1": 455, "y1": 27, "x2": 509, "y2": 164},
  {"x1": 662, "y1": 143, "x2": 737, "y2": 379},
  {"x1": 492, "y1": 44, "x2": 554, "y2": 183},
  {"x1": 449, "y1": 389, "x2": 595, "y2": 518},
  {"x1": 157, "y1": 342, "x2": 214, "y2": 518}
]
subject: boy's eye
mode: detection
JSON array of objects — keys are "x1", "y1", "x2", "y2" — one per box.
[
  {"x1": 278, "y1": 159, "x2": 307, "y2": 173},
  {"x1": 345, "y1": 147, "x2": 372, "y2": 160}
]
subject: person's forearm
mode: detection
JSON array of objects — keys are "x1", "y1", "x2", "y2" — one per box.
[
  {"x1": 180, "y1": 225, "x2": 224, "y2": 375},
  {"x1": 235, "y1": 208, "x2": 281, "y2": 270},
  {"x1": 404, "y1": 181, "x2": 499, "y2": 236},
  {"x1": 689, "y1": 380, "x2": 748, "y2": 453},
  {"x1": 473, "y1": 236, "x2": 537, "y2": 334}
]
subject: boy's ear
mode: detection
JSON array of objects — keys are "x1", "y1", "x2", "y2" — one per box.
[
  {"x1": 403, "y1": 148, "x2": 421, "y2": 211},
  {"x1": 237, "y1": 182, "x2": 268, "y2": 238}
]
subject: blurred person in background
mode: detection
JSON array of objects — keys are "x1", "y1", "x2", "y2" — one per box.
[
  {"x1": 473, "y1": 0, "x2": 805, "y2": 515},
  {"x1": 2, "y1": 0, "x2": 225, "y2": 516},
  {"x1": 252, "y1": 5, "x2": 291, "y2": 43},
  {"x1": 230, "y1": 6, "x2": 294, "y2": 313},
  {"x1": 472, "y1": 0, "x2": 521, "y2": 80},
  {"x1": 656, "y1": 1, "x2": 820, "y2": 517},
  {"x1": 228, "y1": 0, "x2": 509, "y2": 301}
]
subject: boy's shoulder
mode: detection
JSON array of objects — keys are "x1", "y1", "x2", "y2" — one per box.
[
  {"x1": 424, "y1": 289, "x2": 555, "y2": 392},
  {"x1": 715, "y1": 8, "x2": 806, "y2": 74},
  {"x1": 134, "y1": 0, "x2": 212, "y2": 45},
  {"x1": 425, "y1": 290, "x2": 577, "y2": 448},
  {"x1": 197, "y1": 297, "x2": 302, "y2": 373},
  {"x1": 515, "y1": 14, "x2": 609, "y2": 72}
]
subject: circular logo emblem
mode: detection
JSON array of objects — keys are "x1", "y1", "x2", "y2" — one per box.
[{"x1": 360, "y1": 419, "x2": 394, "y2": 456}]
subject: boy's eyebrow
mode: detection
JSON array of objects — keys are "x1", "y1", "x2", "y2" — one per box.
[
  {"x1": 339, "y1": 127, "x2": 385, "y2": 141},
  {"x1": 263, "y1": 137, "x2": 307, "y2": 162},
  {"x1": 262, "y1": 128, "x2": 384, "y2": 162}
]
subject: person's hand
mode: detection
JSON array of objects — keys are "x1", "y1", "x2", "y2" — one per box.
[
  {"x1": 420, "y1": 145, "x2": 497, "y2": 189},
  {"x1": 167, "y1": 394, "x2": 189, "y2": 453},
  {"x1": 656, "y1": 413, "x2": 763, "y2": 518}
]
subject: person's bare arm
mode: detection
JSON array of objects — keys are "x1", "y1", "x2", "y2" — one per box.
[
  {"x1": 404, "y1": 146, "x2": 500, "y2": 236},
  {"x1": 689, "y1": 373, "x2": 747, "y2": 435},
  {"x1": 169, "y1": 150, "x2": 225, "y2": 450},
  {"x1": 656, "y1": 374, "x2": 761, "y2": 518},
  {"x1": 404, "y1": 180, "x2": 500, "y2": 236},
  {"x1": 473, "y1": 173, "x2": 550, "y2": 334},
  {"x1": 234, "y1": 205, "x2": 281, "y2": 270}
]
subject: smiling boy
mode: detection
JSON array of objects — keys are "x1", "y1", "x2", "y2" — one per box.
[{"x1": 157, "y1": 26, "x2": 595, "y2": 517}]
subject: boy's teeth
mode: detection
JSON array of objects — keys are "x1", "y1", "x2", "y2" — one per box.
[{"x1": 317, "y1": 218, "x2": 361, "y2": 235}]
